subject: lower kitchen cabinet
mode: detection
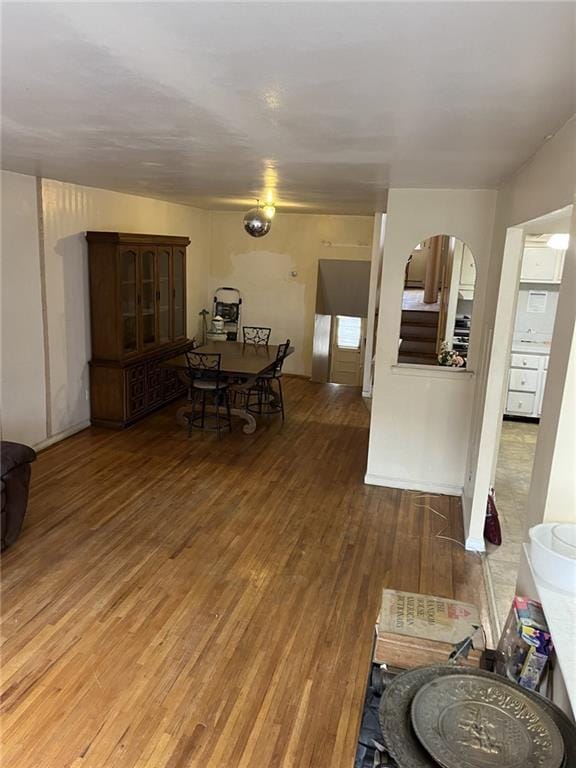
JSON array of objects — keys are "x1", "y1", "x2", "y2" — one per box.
[{"x1": 505, "y1": 349, "x2": 548, "y2": 419}]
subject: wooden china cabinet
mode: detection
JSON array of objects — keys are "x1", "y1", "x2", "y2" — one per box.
[{"x1": 87, "y1": 232, "x2": 194, "y2": 428}]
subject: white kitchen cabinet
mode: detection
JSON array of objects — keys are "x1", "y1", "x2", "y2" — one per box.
[
  {"x1": 509, "y1": 369, "x2": 538, "y2": 392},
  {"x1": 510, "y1": 353, "x2": 539, "y2": 370},
  {"x1": 520, "y1": 246, "x2": 565, "y2": 284},
  {"x1": 507, "y1": 392, "x2": 536, "y2": 416},
  {"x1": 505, "y1": 349, "x2": 549, "y2": 418}
]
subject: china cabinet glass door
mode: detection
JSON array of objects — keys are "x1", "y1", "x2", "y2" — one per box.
[
  {"x1": 173, "y1": 247, "x2": 186, "y2": 339},
  {"x1": 140, "y1": 247, "x2": 157, "y2": 347},
  {"x1": 120, "y1": 248, "x2": 138, "y2": 354},
  {"x1": 158, "y1": 247, "x2": 171, "y2": 344}
]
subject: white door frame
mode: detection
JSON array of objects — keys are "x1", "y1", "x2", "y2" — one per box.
[
  {"x1": 362, "y1": 213, "x2": 386, "y2": 397},
  {"x1": 466, "y1": 226, "x2": 525, "y2": 549},
  {"x1": 466, "y1": 204, "x2": 575, "y2": 550}
]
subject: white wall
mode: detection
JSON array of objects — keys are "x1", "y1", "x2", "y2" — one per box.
[
  {"x1": 1, "y1": 171, "x2": 48, "y2": 446},
  {"x1": 465, "y1": 116, "x2": 576, "y2": 546},
  {"x1": 208, "y1": 211, "x2": 374, "y2": 376},
  {"x1": 365, "y1": 189, "x2": 497, "y2": 495},
  {"x1": 538, "y1": 317, "x2": 576, "y2": 524},
  {"x1": 525, "y1": 207, "x2": 576, "y2": 529}
]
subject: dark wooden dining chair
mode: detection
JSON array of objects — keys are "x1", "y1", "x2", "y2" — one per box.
[
  {"x1": 242, "y1": 326, "x2": 272, "y2": 345},
  {"x1": 185, "y1": 351, "x2": 232, "y2": 438},
  {"x1": 246, "y1": 339, "x2": 290, "y2": 420}
]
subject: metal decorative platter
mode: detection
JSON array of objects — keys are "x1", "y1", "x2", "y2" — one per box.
[
  {"x1": 411, "y1": 673, "x2": 564, "y2": 768},
  {"x1": 378, "y1": 665, "x2": 576, "y2": 768}
]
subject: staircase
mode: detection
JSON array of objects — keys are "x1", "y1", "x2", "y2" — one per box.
[{"x1": 398, "y1": 310, "x2": 439, "y2": 365}]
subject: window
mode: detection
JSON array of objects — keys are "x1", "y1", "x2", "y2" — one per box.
[{"x1": 336, "y1": 316, "x2": 362, "y2": 349}]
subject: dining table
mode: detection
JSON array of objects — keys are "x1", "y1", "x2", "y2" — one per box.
[{"x1": 162, "y1": 341, "x2": 294, "y2": 434}]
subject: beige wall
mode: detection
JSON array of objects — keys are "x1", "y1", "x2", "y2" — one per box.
[
  {"x1": 41, "y1": 180, "x2": 211, "y2": 437},
  {"x1": 465, "y1": 116, "x2": 576, "y2": 547},
  {"x1": 208, "y1": 211, "x2": 374, "y2": 376},
  {"x1": 1, "y1": 174, "x2": 210, "y2": 447},
  {"x1": 1, "y1": 171, "x2": 47, "y2": 446},
  {"x1": 366, "y1": 189, "x2": 497, "y2": 495}
]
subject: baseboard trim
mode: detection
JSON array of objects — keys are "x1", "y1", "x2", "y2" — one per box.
[
  {"x1": 481, "y1": 555, "x2": 501, "y2": 642},
  {"x1": 461, "y1": 493, "x2": 473, "y2": 530},
  {"x1": 364, "y1": 473, "x2": 463, "y2": 497},
  {"x1": 34, "y1": 420, "x2": 91, "y2": 452},
  {"x1": 465, "y1": 535, "x2": 486, "y2": 553}
]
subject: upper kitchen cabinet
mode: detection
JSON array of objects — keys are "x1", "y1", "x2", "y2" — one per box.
[{"x1": 520, "y1": 245, "x2": 565, "y2": 284}]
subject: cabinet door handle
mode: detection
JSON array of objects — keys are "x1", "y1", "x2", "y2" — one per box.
[
  {"x1": 521, "y1": 379, "x2": 526, "y2": 386},
  {"x1": 137, "y1": 294, "x2": 141, "y2": 305}
]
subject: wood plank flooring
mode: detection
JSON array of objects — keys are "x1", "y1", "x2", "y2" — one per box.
[{"x1": 1, "y1": 378, "x2": 489, "y2": 768}]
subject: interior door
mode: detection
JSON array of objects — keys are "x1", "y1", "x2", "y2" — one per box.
[
  {"x1": 157, "y1": 246, "x2": 172, "y2": 344},
  {"x1": 172, "y1": 247, "x2": 186, "y2": 340},
  {"x1": 140, "y1": 246, "x2": 157, "y2": 348},
  {"x1": 330, "y1": 316, "x2": 366, "y2": 386},
  {"x1": 119, "y1": 246, "x2": 139, "y2": 356}
]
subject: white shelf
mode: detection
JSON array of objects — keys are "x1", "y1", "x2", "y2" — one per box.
[{"x1": 523, "y1": 543, "x2": 576, "y2": 715}]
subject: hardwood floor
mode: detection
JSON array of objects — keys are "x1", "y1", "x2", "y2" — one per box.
[{"x1": 1, "y1": 378, "x2": 489, "y2": 768}]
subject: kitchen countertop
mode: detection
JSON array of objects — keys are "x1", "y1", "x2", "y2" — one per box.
[{"x1": 511, "y1": 340, "x2": 552, "y2": 355}]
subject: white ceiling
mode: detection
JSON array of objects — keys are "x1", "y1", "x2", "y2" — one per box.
[{"x1": 2, "y1": 2, "x2": 574, "y2": 214}]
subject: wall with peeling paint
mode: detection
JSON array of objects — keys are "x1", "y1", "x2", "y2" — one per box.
[{"x1": 208, "y1": 211, "x2": 374, "y2": 375}]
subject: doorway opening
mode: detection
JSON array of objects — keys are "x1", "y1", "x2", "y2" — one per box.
[
  {"x1": 475, "y1": 210, "x2": 571, "y2": 636},
  {"x1": 330, "y1": 315, "x2": 366, "y2": 386},
  {"x1": 311, "y1": 259, "x2": 370, "y2": 386}
]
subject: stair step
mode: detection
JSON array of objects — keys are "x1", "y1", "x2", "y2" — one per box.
[
  {"x1": 400, "y1": 339, "x2": 437, "y2": 353},
  {"x1": 400, "y1": 333, "x2": 436, "y2": 349},
  {"x1": 399, "y1": 328, "x2": 437, "y2": 339},
  {"x1": 398, "y1": 353, "x2": 438, "y2": 365},
  {"x1": 401, "y1": 310, "x2": 439, "y2": 326}
]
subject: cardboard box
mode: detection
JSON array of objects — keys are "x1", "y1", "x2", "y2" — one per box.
[{"x1": 374, "y1": 590, "x2": 485, "y2": 668}]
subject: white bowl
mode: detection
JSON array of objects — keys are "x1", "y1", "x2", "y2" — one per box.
[
  {"x1": 551, "y1": 524, "x2": 576, "y2": 559},
  {"x1": 529, "y1": 523, "x2": 576, "y2": 594}
]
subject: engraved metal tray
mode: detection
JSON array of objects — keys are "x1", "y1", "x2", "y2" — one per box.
[
  {"x1": 378, "y1": 666, "x2": 576, "y2": 768},
  {"x1": 411, "y1": 673, "x2": 564, "y2": 768}
]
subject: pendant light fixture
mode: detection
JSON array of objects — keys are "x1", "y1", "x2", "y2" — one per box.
[{"x1": 243, "y1": 200, "x2": 273, "y2": 238}]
